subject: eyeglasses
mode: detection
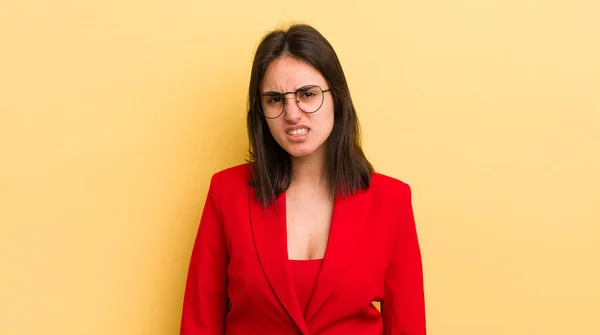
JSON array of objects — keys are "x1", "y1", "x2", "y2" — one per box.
[{"x1": 257, "y1": 85, "x2": 331, "y2": 119}]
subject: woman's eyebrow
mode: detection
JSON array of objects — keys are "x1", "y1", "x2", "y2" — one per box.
[
  {"x1": 261, "y1": 91, "x2": 283, "y2": 96},
  {"x1": 261, "y1": 84, "x2": 321, "y2": 95}
]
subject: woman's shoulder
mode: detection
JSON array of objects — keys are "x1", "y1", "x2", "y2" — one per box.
[
  {"x1": 369, "y1": 170, "x2": 412, "y2": 197},
  {"x1": 210, "y1": 163, "x2": 252, "y2": 186},
  {"x1": 207, "y1": 164, "x2": 412, "y2": 196},
  {"x1": 371, "y1": 170, "x2": 410, "y2": 188}
]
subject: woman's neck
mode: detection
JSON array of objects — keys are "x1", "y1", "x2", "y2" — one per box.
[{"x1": 290, "y1": 150, "x2": 327, "y2": 192}]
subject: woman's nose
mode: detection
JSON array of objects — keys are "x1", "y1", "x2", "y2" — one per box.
[{"x1": 283, "y1": 96, "x2": 303, "y2": 122}]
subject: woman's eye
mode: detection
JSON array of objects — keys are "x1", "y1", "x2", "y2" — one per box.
[
  {"x1": 299, "y1": 87, "x2": 320, "y2": 98},
  {"x1": 300, "y1": 90, "x2": 316, "y2": 98},
  {"x1": 268, "y1": 97, "x2": 283, "y2": 104}
]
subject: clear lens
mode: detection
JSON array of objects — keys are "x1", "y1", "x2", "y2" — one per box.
[
  {"x1": 260, "y1": 93, "x2": 282, "y2": 118},
  {"x1": 296, "y1": 86, "x2": 323, "y2": 114}
]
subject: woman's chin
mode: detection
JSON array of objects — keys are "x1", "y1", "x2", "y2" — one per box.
[
  {"x1": 284, "y1": 143, "x2": 327, "y2": 160},
  {"x1": 285, "y1": 145, "x2": 316, "y2": 159},
  {"x1": 288, "y1": 150, "x2": 314, "y2": 158}
]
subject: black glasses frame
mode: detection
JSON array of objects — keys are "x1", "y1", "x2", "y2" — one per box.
[{"x1": 256, "y1": 85, "x2": 331, "y2": 119}]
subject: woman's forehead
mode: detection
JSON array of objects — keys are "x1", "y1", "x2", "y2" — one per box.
[{"x1": 261, "y1": 56, "x2": 326, "y2": 92}]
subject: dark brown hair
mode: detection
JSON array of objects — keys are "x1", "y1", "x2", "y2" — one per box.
[{"x1": 247, "y1": 24, "x2": 373, "y2": 207}]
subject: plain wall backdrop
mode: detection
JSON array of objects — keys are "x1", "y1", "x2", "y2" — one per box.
[{"x1": 1, "y1": 0, "x2": 599, "y2": 334}]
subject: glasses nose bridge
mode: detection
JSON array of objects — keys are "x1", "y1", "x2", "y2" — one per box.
[
  {"x1": 280, "y1": 90, "x2": 303, "y2": 114},
  {"x1": 281, "y1": 91, "x2": 300, "y2": 102}
]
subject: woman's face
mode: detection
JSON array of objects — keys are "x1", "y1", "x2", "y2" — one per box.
[{"x1": 260, "y1": 56, "x2": 334, "y2": 159}]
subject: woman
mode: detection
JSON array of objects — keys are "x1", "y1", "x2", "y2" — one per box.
[{"x1": 180, "y1": 24, "x2": 426, "y2": 335}]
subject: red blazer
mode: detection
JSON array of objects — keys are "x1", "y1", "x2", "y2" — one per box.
[{"x1": 180, "y1": 164, "x2": 426, "y2": 335}]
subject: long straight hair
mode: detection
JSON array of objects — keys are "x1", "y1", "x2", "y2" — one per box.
[{"x1": 247, "y1": 24, "x2": 373, "y2": 207}]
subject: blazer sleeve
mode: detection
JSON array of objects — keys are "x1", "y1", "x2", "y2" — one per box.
[
  {"x1": 382, "y1": 183, "x2": 426, "y2": 335},
  {"x1": 180, "y1": 174, "x2": 229, "y2": 335}
]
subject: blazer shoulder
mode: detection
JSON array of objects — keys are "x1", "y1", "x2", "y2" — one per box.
[
  {"x1": 371, "y1": 171, "x2": 411, "y2": 195},
  {"x1": 211, "y1": 163, "x2": 252, "y2": 184}
]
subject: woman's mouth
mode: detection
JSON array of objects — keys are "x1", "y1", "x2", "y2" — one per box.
[
  {"x1": 287, "y1": 128, "x2": 309, "y2": 136},
  {"x1": 286, "y1": 128, "x2": 310, "y2": 142}
]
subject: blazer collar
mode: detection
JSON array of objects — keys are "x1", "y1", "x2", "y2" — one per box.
[
  {"x1": 305, "y1": 188, "x2": 370, "y2": 322},
  {"x1": 248, "y1": 186, "x2": 370, "y2": 330}
]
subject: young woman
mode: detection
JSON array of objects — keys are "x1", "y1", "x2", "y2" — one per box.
[{"x1": 181, "y1": 24, "x2": 426, "y2": 335}]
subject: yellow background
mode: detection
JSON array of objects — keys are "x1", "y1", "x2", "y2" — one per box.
[{"x1": 1, "y1": 0, "x2": 599, "y2": 334}]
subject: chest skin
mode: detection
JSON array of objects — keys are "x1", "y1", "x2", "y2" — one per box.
[{"x1": 285, "y1": 186, "x2": 334, "y2": 260}]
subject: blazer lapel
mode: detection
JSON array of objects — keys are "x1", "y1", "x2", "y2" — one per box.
[
  {"x1": 248, "y1": 189, "x2": 308, "y2": 334},
  {"x1": 305, "y1": 188, "x2": 371, "y2": 322}
]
